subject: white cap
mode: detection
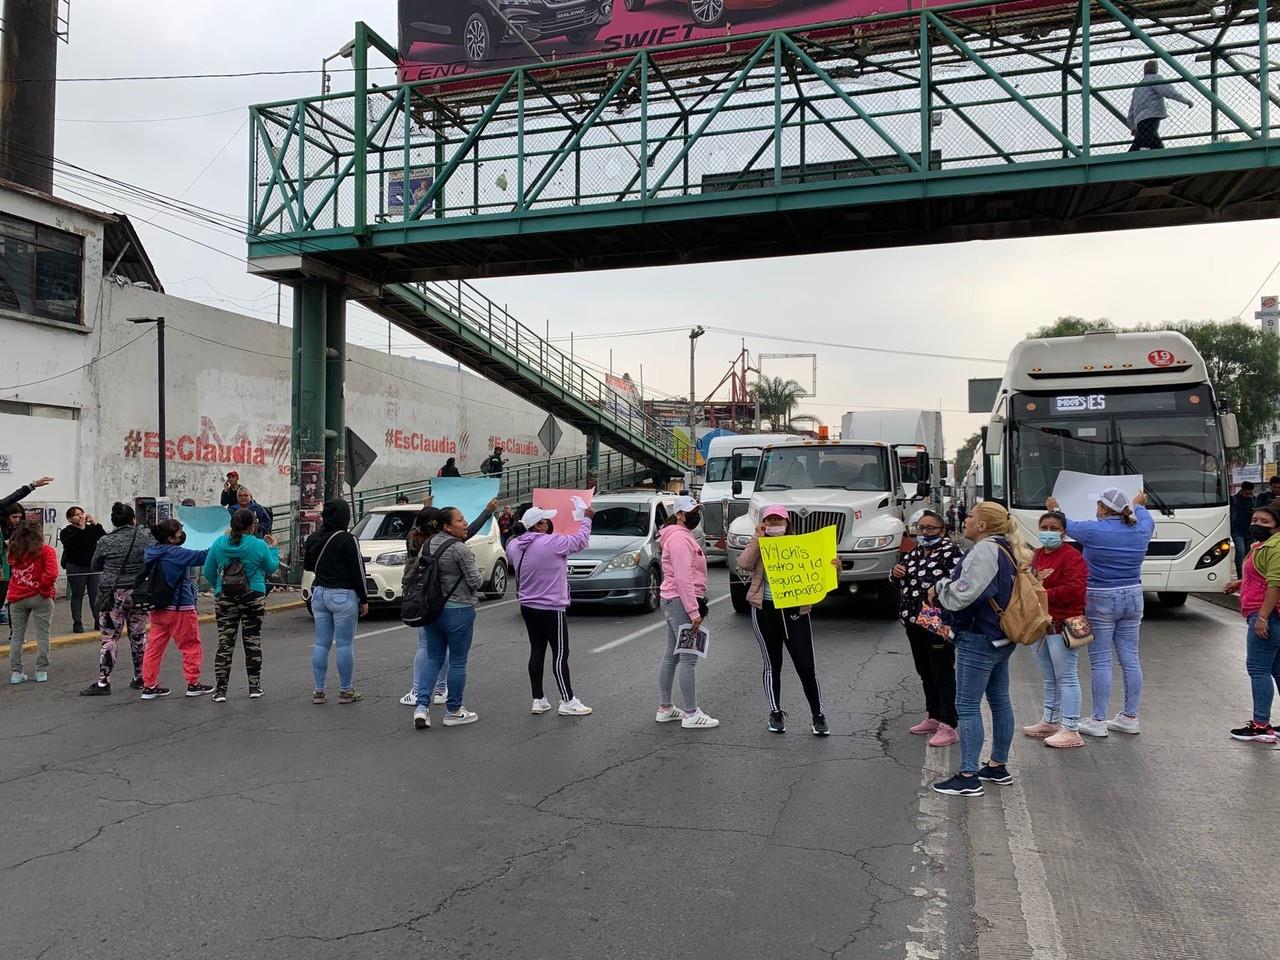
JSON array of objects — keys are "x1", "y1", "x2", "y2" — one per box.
[
  {"x1": 674, "y1": 495, "x2": 699, "y2": 514},
  {"x1": 520, "y1": 507, "x2": 558, "y2": 528},
  {"x1": 1094, "y1": 487, "x2": 1130, "y2": 514}
]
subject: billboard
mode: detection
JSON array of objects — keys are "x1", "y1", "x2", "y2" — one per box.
[{"x1": 398, "y1": 1, "x2": 1085, "y2": 84}]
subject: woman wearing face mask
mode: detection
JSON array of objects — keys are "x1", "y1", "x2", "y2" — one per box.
[
  {"x1": 1024, "y1": 511, "x2": 1089, "y2": 749},
  {"x1": 1222, "y1": 503, "x2": 1280, "y2": 743},
  {"x1": 1046, "y1": 488, "x2": 1154, "y2": 737},
  {"x1": 891, "y1": 509, "x2": 961, "y2": 746},
  {"x1": 737, "y1": 505, "x2": 833, "y2": 735},
  {"x1": 656, "y1": 495, "x2": 718, "y2": 729}
]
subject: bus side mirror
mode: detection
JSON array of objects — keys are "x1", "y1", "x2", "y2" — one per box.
[
  {"x1": 916, "y1": 481, "x2": 931, "y2": 499},
  {"x1": 1221, "y1": 413, "x2": 1240, "y2": 449}
]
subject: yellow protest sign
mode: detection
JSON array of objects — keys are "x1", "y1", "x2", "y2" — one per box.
[{"x1": 759, "y1": 526, "x2": 839, "y2": 609}]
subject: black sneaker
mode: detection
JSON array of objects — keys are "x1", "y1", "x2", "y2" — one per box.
[
  {"x1": 932, "y1": 773, "x2": 984, "y2": 797},
  {"x1": 811, "y1": 714, "x2": 830, "y2": 736},
  {"x1": 80, "y1": 681, "x2": 111, "y2": 697},
  {"x1": 186, "y1": 683, "x2": 214, "y2": 698},
  {"x1": 768, "y1": 710, "x2": 787, "y2": 734},
  {"x1": 976, "y1": 763, "x2": 1013, "y2": 785},
  {"x1": 129, "y1": 676, "x2": 145, "y2": 690},
  {"x1": 248, "y1": 684, "x2": 263, "y2": 700},
  {"x1": 1230, "y1": 720, "x2": 1278, "y2": 743},
  {"x1": 211, "y1": 688, "x2": 228, "y2": 703},
  {"x1": 140, "y1": 686, "x2": 171, "y2": 700}
]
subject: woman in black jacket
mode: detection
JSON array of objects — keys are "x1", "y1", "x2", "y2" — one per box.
[{"x1": 303, "y1": 500, "x2": 368, "y2": 704}]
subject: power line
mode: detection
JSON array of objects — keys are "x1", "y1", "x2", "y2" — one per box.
[
  {"x1": 1236, "y1": 258, "x2": 1280, "y2": 322},
  {"x1": 55, "y1": 105, "x2": 247, "y2": 124},
  {"x1": 0, "y1": 328, "x2": 153, "y2": 392}
]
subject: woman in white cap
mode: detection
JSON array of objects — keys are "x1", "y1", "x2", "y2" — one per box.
[
  {"x1": 506, "y1": 502, "x2": 595, "y2": 717},
  {"x1": 656, "y1": 495, "x2": 717, "y2": 729},
  {"x1": 1046, "y1": 487, "x2": 1154, "y2": 737}
]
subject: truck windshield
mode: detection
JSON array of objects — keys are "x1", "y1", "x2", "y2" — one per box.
[
  {"x1": 756, "y1": 445, "x2": 889, "y2": 492},
  {"x1": 705, "y1": 454, "x2": 761, "y2": 484},
  {"x1": 1008, "y1": 387, "x2": 1227, "y2": 510}
]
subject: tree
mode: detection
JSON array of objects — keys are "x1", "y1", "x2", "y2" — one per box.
[
  {"x1": 954, "y1": 431, "x2": 981, "y2": 481},
  {"x1": 753, "y1": 376, "x2": 806, "y2": 431},
  {"x1": 1029, "y1": 316, "x2": 1112, "y2": 338}
]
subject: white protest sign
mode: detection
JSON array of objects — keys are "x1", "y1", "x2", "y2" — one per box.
[{"x1": 1051, "y1": 470, "x2": 1144, "y2": 523}]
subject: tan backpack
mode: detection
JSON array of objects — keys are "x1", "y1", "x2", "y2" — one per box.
[{"x1": 987, "y1": 541, "x2": 1052, "y2": 646}]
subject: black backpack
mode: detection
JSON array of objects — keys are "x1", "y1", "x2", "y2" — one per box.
[
  {"x1": 132, "y1": 559, "x2": 176, "y2": 612},
  {"x1": 221, "y1": 559, "x2": 249, "y2": 598},
  {"x1": 401, "y1": 537, "x2": 461, "y2": 628}
]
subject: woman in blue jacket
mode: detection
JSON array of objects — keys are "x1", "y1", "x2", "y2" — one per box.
[
  {"x1": 1047, "y1": 488, "x2": 1154, "y2": 737},
  {"x1": 203, "y1": 508, "x2": 282, "y2": 702}
]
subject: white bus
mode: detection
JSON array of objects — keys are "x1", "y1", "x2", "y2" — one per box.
[{"x1": 976, "y1": 329, "x2": 1238, "y2": 606}]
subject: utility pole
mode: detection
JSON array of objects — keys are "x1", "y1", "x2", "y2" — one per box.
[
  {"x1": 688, "y1": 326, "x2": 705, "y2": 472},
  {"x1": 128, "y1": 316, "x2": 167, "y2": 496}
]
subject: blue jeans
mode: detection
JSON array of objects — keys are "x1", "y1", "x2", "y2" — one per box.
[
  {"x1": 312, "y1": 586, "x2": 358, "y2": 690},
  {"x1": 1034, "y1": 633, "x2": 1081, "y2": 731},
  {"x1": 415, "y1": 606, "x2": 476, "y2": 712},
  {"x1": 1245, "y1": 613, "x2": 1280, "y2": 724},
  {"x1": 1085, "y1": 585, "x2": 1144, "y2": 720},
  {"x1": 954, "y1": 631, "x2": 1015, "y2": 775},
  {"x1": 1233, "y1": 534, "x2": 1250, "y2": 578}
]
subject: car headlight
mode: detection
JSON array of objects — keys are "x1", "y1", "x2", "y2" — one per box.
[
  {"x1": 606, "y1": 551, "x2": 641, "y2": 570},
  {"x1": 375, "y1": 550, "x2": 409, "y2": 566},
  {"x1": 854, "y1": 535, "x2": 897, "y2": 551},
  {"x1": 727, "y1": 533, "x2": 752, "y2": 549},
  {"x1": 1195, "y1": 538, "x2": 1232, "y2": 569}
]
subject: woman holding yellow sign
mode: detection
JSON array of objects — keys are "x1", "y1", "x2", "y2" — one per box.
[{"x1": 736, "y1": 505, "x2": 837, "y2": 736}]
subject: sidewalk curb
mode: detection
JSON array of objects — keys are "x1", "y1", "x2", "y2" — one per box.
[{"x1": 1, "y1": 600, "x2": 307, "y2": 657}]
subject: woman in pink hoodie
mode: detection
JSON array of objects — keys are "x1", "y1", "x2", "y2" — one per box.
[
  {"x1": 507, "y1": 504, "x2": 595, "y2": 717},
  {"x1": 656, "y1": 495, "x2": 717, "y2": 729}
]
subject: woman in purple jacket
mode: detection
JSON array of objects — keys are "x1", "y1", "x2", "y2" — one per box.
[{"x1": 506, "y1": 504, "x2": 595, "y2": 717}]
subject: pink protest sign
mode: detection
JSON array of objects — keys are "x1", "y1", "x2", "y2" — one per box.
[{"x1": 532, "y1": 488, "x2": 594, "y2": 537}]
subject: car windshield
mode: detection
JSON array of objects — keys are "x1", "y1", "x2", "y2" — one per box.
[
  {"x1": 705, "y1": 454, "x2": 761, "y2": 484},
  {"x1": 756, "y1": 445, "x2": 889, "y2": 491},
  {"x1": 590, "y1": 502, "x2": 652, "y2": 537},
  {"x1": 352, "y1": 511, "x2": 417, "y2": 541}
]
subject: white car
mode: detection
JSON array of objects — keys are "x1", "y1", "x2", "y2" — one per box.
[{"x1": 301, "y1": 505, "x2": 509, "y2": 611}]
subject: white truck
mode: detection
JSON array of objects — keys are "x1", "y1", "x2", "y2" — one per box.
[
  {"x1": 841, "y1": 410, "x2": 946, "y2": 489},
  {"x1": 701, "y1": 432, "x2": 804, "y2": 561},
  {"x1": 725, "y1": 431, "x2": 939, "y2": 614}
]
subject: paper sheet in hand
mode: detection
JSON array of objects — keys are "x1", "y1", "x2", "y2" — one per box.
[
  {"x1": 431, "y1": 477, "x2": 500, "y2": 533},
  {"x1": 176, "y1": 506, "x2": 233, "y2": 551},
  {"x1": 675, "y1": 625, "x2": 710, "y2": 658},
  {"x1": 1051, "y1": 470, "x2": 1143, "y2": 523},
  {"x1": 532, "y1": 488, "x2": 594, "y2": 537}
]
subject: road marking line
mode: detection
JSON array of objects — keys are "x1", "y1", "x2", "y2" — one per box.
[
  {"x1": 906, "y1": 758, "x2": 950, "y2": 960},
  {"x1": 355, "y1": 597, "x2": 520, "y2": 639},
  {"x1": 590, "y1": 593, "x2": 731, "y2": 653},
  {"x1": 999, "y1": 764, "x2": 1067, "y2": 960}
]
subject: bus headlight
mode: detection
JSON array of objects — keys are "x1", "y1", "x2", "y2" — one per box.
[{"x1": 1195, "y1": 539, "x2": 1232, "y2": 569}]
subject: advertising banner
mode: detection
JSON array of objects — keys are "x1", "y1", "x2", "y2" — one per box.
[{"x1": 398, "y1": 1, "x2": 1081, "y2": 84}]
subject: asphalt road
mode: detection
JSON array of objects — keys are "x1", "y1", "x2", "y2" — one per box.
[{"x1": 0, "y1": 589, "x2": 1275, "y2": 960}]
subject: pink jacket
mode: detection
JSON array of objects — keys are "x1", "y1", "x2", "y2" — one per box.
[{"x1": 659, "y1": 523, "x2": 707, "y2": 620}]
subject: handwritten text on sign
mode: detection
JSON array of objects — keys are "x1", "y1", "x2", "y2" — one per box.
[{"x1": 759, "y1": 527, "x2": 839, "y2": 609}]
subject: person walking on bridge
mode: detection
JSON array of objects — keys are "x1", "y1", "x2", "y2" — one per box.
[{"x1": 1127, "y1": 60, "x2": 1192, "y2": 151}]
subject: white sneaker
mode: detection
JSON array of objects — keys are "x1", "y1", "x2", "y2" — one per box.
[
  {"x1": 1077, "y1": 718, "x2": 1109, "y2": 738},
  {"x1": 531, "y1": 697, "x2": 552, "y2": 714},
  {"x1": 443, "y1": 707, "x2": 478, "y2": 726},
  {"x1": 681, "y1": 709, "x2": 720, "y2": 730},
  {"x1": 655, "y1": 706, "x2": 688, "y2": 723},
  {"x1": 10, "y1": 672, "x2": 27, "y2": 685},
  {"x1": 1107, "y1": 713, "x2": 1140, "y2": 735},
  {"x1": 413, "y1": 705, "x2": 430, "y2": 730},
  {"x1": 400, "y1": 688, "x2": 417, "y2": 706},
  {"x1": 433, "y1": 691, "x2": 447, "y2": 705},
  {"x1": 558, "y1": 697, "x2": 593, "y2": 717}
]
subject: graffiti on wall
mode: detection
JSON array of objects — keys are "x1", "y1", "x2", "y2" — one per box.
[{"x1": 122, "y1": 418, "x2": 293, "y2": 476}]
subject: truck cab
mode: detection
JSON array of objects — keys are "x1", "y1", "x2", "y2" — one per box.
[{"x1": 725, "y1": 439, "x2": 933, "y2": 613}]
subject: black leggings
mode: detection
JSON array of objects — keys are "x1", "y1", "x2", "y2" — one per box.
[
  {"x1": 904, "y1": 621, "x2": 957, "y2": 727},
  {"x1": 751, "y1": 599, "x2": 824, "y2": 716},
  {"x1": 520, "y1": 606, "x2": 573, "y2": 701}
]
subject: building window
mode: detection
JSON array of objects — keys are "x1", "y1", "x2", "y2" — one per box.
[{"x1": 0, "y1": 212, "x2": 83, "y2": 324}]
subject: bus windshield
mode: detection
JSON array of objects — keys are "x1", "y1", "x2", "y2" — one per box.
[
  {"x1": 1008, "y1": 387, "x2": 1226, "y2": 510},
  {"x1": 757, "y1": 445, "x2": 890, "y2": 492},
  {"x1": 705, "y1": 454, "x2": 761, "y2": 484}
]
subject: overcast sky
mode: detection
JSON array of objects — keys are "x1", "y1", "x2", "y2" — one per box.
[{"x1": 46, "y1": 1, "x2": 1280, "y2": 456}]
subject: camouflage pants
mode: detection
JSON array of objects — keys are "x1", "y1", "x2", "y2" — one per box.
[
  {"x1": 99, "y1": 588, "x2": 148, "y2": 682},
  {"x1": 214, "y1": 592, "x2": 266, "y2": 687}
]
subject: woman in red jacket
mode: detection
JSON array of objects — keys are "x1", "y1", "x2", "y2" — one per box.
[
  {"x1": 6, "y1": 521, "x2": 58, "y2": 684},
  {"x1": 1025, "y1": 510, "x2": 1089, "y2": 749}
]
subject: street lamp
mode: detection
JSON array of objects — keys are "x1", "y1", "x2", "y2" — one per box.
[
  {"x1": 127, "y1": 316, "x2": 166, "y2": 497},
  {"x1": 322, "y1": 40, "x2": 357, "y2": 95},
  {"x1": 688, "y1": 325, "x2": 706, "y2": 473}
]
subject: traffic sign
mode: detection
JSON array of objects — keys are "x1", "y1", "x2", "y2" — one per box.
[
  {"x1": 538, "y1": 415, "x2": 563, "y2": 458},
  {"x1": 345, "y1": 428, "x2": 378, "y2": 488}
]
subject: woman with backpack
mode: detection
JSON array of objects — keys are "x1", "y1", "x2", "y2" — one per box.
[
  {"x1": 1046, "y1": 488, "x2": 1154, "y2": 737},
  {"x1": 203, "y1": 508, "x2": 282, "y2": 703},
  {"x1": 139, "y1": 518, "x2": 212, "y2": 700},
  {"x1": 81, "y1": 502, "x2": 154, "y2": 696},
  {"x1": 507, "y1": 504, "x2": 595, "y2": 717},
  {"x1": 412, "y1": 506, "x2": 484, "y2": 730},
  {"x1": 6, "y1": 520, "x2": 58, "y2": 685},
  {"x1": 304, "y1": 500, "x2": 368, "y2": 705},
  {"x1": 929, "y1": 501, "x2": 1028, "y2": 797}
]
